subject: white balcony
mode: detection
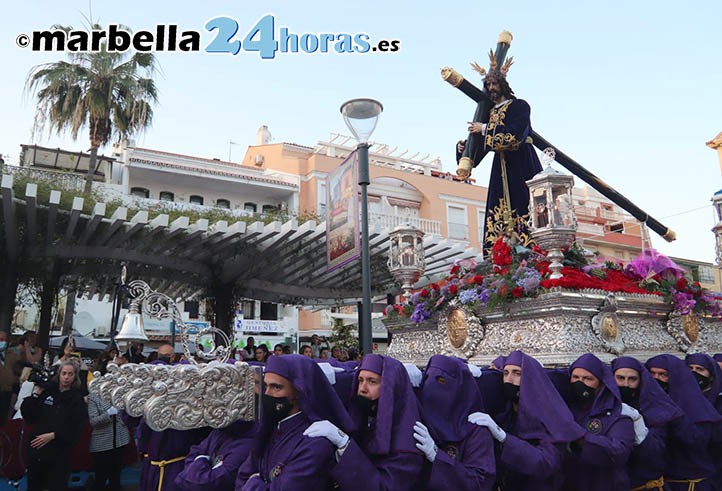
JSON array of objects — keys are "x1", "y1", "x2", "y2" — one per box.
[{"x1": 369, "y1": 212, "x2": 441, "y2": 235}]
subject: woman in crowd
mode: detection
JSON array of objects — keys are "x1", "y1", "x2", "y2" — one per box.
[
  {"x1": 88, "y1": 386, "x2": 131, "y2": 490},
  {"x1": 21, "y1": 360, "x2": 88, "y2": 491}
]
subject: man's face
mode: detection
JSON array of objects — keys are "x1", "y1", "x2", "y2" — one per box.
[
  {"x1": 485, "y1": 78, "x2": 503, "y2": 102},
  {"x1": 357, "y1": 370, "x2": 382, "y2": 401},
  {"x1": 312, "y1": 335, "x2": 319, "y2": 345},
  {"x1": 503, "y1": 364, "x2": 522, "y2": 386},
  {"x1": 264, "y1": 372, "x2": 298, "y2": 412},
  {"x1": 570, "y1": 368, "x2": 600, "y2": 390},
  {"x1": 648, "y1": 367, "x2": 669, "y2": 383},
  {"x1": 688, "y1": 364, "x2": 711, "y2": 379},
  {"x1": 158, "y1": 346, "x2": 175, "y2": 363},
  {"x1": 614, "y1": 368, "x2": 640, "y2": 389}
]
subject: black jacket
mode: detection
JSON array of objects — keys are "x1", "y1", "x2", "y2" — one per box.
[{"x1": 21, "y1": 383, "x2": 87, "y2": 460}]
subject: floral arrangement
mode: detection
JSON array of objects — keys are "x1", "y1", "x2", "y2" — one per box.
[{"x1": 384, "y1": 237, "x2": 722, "y2": 323}]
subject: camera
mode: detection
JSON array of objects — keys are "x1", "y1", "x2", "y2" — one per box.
[{"x1": 28, "y1": 364, "x2": 55, "y2": 388}]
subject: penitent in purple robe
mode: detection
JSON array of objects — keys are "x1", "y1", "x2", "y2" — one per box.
[
  {"x1": 235, "y1": 412, "x2": 337, "y2": 490},
  {"x1": 563, "y1": 354, "x2": 635, "y2": 491},
  {"x1": 235, "y1": 354, "x2": 355, "y2": 490},
  {"x1": 332, "y1": 354, "x2": 425, "y2": 491},
  {"x1": 137, "y1": 422, "x2": 210, "y2": 491},
  {"x1": 175, "y1": 421, "x2": 257, "y2": 491},
  {"x1": 646, "y1": 354, "x2": 722, "y2": 491},
  {"x1": 495, "y1": 351, "x2": 585, "y2": 491},
  {"x1": 418, "y1": 355, "x2": 495, "y2": 491},
  {"x1": 611, "y1": 356, "x2": 684, "y2": 488}
]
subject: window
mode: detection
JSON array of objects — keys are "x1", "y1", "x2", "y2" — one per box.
[
  {"x1": 130, "y1": 187, "x2": 149, "y2": 198},
  {"x1": 699, "y1": 265, "x2": 715, "y2": 284},
  {"x1": 607, "y1": 223, "x2": 624, "y2": 234},
  {"x1": 159, "y1": 191, "x2": 175, "y2": 202},
  {"x1": 184, "y1": 301, "x2": 199, "y2": 319},
  {"x1": 216, "y1": 198, "x2": 231, "y2": 209},
  {"x1": 318, "y1": 182, "x2": 327, "y2": 217},
  {"x1": 189, "y1": 195, "x2": 204, "y2": 205},
  {"x1": 244, "y1": 202, "x2": 257, "y2": 213},
  {"x1": 447, "y1": 204, "x2": 468, "y2": 240},
  {"x1": 260, "y1": 302, "x2": 278, "y2": 320},
  {"x1": 613, "y1": 250, "x2": 626, "y2": 261},
  {"x1": 241, "y1": 300, "x2": 255, "y2": 320},
  {"x1": 262, "y1": 204, "x2": 277, "y2": 215}
]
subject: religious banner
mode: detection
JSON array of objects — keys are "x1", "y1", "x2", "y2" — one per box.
[{"x1": 326, "y1": 150, "x2": 360, "y2": 271}]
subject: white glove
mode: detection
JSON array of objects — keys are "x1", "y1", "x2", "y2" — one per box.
[
  {"x1": 403, "y1": 363, "x2": 423, "y2": 388},
  {"x1": 303, "y1": 420, "x2": 349, "y2": 449},
  {"x1": 413, "y1": 421, "x2": 437, "y2": 462},
  {"x1": 193, "y1": 455, "x2": 211, "y2": 462},
  {"x1": 620, "y1": 403, "x2": 640, "y2": 421},
  {"x1": 467, "y1": 363, "x2": 482, "y2": 378},
  {"x1": 468, "y1": 412, "x2": 507, "y2": 443},
  {"x1": 107, "y1": 406, "x2": 119, "y2": 416}
]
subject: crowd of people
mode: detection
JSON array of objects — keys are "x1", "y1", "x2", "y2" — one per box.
[{"x1": 4, "y1": 330, "x2": 722, "y2": 490}]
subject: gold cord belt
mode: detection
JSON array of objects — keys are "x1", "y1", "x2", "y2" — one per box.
[
  {"x1": 144, "y1": 453, "x2": 187, "y2": 491},
  {"x1": 631, "y1": 476, "x2": 664, "y2": 490}
]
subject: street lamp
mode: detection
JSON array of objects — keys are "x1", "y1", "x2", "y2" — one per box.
[{"x1": 340, "y1": 98, "x2": 383, "y2": 356}]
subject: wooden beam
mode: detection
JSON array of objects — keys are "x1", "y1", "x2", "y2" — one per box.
[
  {"x1": 46, "y1": 190, "x2": 61, "y2": 247},
  {"x1": 95, "y1": 207, "x2": 128, "y2": 246},
  {"x1": 62, "y1": 197, "x2": 84, "y2": 245},
  {"x1": 25, "y1": 183, "x2": 38, "y2": 245},
  {"x1": 1, "y1": 175, "x2": 18, "y2": 260},
  {"x1": 78, "y1": 202, "x2": 106, "y2": 245}
]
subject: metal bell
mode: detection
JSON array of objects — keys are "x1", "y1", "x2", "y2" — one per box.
[{"x1": 115, "y1": 301, "x2": 149, "y2": 342}]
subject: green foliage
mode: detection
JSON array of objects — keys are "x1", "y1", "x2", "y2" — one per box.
[{"x1": 329, "y1": 317, "x2": 357, "y2": 350}]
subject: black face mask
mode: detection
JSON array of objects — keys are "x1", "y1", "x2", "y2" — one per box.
[
  {"x1": 570, "y1": 380, "x2": 596, "y2": 404},
  {"x1": 618, "y1": 386, "x2": 639, "y2": 405},
  {"x1": 157, "y1": 356, "x2": 172, "y2": 365},
  {"x1": 692, "y1": 371, "x2": 712, "y2": 391},
  {"x1": 503, "y1": 383, "x2": 520, "y2": 403},
  {"x1": 262, "y1": 394, "x2": 294, "y2": 424},
  {"x1": 352, "y1": 394, "x2": 378, "y2": 418},
  {"x1": 656, "y1": 379, "x2": 670, "y2": 393}
]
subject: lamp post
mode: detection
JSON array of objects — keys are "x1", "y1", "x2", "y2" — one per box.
[{"x1": 340, "y1": 98, "x2": 383, "y2": 356}]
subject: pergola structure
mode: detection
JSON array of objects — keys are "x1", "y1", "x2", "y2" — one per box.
[{"x1": 0, "y1": 172, "x2": 480, "y2": 344}]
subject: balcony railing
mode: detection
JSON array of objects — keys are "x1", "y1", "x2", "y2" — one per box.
[
  {"x1": 1, "y1": 164, "x2": 86, "y2": 192},
  {"x1": 369, "y1": 212, "x2": 441, "y2": 235}
]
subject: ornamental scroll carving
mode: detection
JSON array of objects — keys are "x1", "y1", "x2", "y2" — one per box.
[
  {"x1": 591, "y1": 293, "x2": 625, "y2": 355},
  {"x1": 90, "y1": 362, "x2": 258, "y2": 431}
]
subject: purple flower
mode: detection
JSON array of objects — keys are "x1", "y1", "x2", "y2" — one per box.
[
  {"x1": 409, "y1": 291, "x2": 422, "y2": 305},
  {"x1": 671, "y1": 290, "x2": 696, "y2": 315},
  {"x1": 458, "y1": 289, "x2": 478, "y2": 304},
  {"x1": 410, "y1": 303, "x2": 432, "y2": 323},
  {"x1": 478, "y1": 288, "x2": 491, "y2": 307}
]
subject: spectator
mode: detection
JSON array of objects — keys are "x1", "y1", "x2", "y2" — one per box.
[
  {"x1": 282, "y1": 345, "x2": 292, "y2": 355},
  {"x1": 21, "y1": 360, "x2": 87, "y2": 490},
  {"x1": 319, "y1": 347, "x2": 330, "y2": 360},
  {"x1": 300, "y1": 345, "x2": 313, "y2": 358},
  {"x1": 331, "y1": 346, "x2": 341, "y2": 360},
  {"x1": 0, "y1": 330, "x2": 21, "y2": 425},
  {"x1": 310, "y1": 334, "x2": 330, "y2": 359},
  {"x1": 21, "y1": 331, "x2": 43, "y2": 365},
  {"x1": 273, "y1": 344, "x2": 284, "y2": 356},
  {"x1": 88, "y1": 388, "x2": 131, "y2": 490},
  {"x1": 241, "y1": 337, "x2": 255, "y2": 361},
  {"x1": 124, "y1": 341, "x2": 146, "y2": 364},
  {"x1": 13, "y1": 366, "x2": 34, "y2": 419},
  {"x1": 254, "y1": 346, "x2": 268, "y2": 363}
]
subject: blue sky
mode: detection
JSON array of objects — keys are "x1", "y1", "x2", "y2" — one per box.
[{"x1": 2, "y1": 1, "x2": 721, "y2": 263}]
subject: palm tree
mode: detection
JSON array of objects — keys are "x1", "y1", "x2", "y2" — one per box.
[{"x1": 26, "y1": 25, "x2": 159, "y2": 194}]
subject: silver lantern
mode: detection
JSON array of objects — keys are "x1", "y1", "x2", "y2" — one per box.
[{"x1": 387, "y1": 223, "x2": 426, "y2": 297}]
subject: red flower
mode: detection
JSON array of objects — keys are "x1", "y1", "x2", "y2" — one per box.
[
  {"x1": 449, "y1": 284, "x2": 458, "y2": 295},
  {"x1": 675, "y1": 278, "x2": 688, "y2": 291},
  {"x1": 420, "y1": 289, "x2": 430, "y2": 298},
  {"x1": 473, "y1": 274, "x2": 484, "y2": 284},
  {"x1": 512, "y1": 287, "x2": 523, "y2": 298},
  {"x1": 450, "y1": 265, "x2": 460, "y2": 275},
  {"x1": 431, "y1": 283, "x2": 440, "y2": 291},
  {"x1": 498, "y1": 284, "x2": 509, "y2": 297}
]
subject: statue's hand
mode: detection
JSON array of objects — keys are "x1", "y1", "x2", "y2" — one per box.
[{"x1": 470, "y1": 61, "x2": 486, "y2": 77}]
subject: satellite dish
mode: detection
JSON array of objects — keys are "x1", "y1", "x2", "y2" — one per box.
[{"x1": 74, "y1": 311, "x2": 96, "y2": 336}]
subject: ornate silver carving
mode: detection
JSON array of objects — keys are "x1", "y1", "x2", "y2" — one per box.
[
  {"x1": 89, "y1": 362, "x2": 258, "y2": 431},
  {"x1": 665, "y1": 311, "x2": 706, "y2": 353},
  {"x1": 438, "y1": 302, "x2": 485, "y2": 359},
  {"x1": 385, "y1": 289, "x2": 722, "y2": 365},
  {"x1": 591, "y1": 293, "x2": 625, "y2": 355}
]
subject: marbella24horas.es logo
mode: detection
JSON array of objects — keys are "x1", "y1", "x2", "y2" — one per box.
[{"x1": 16, "y1": 14, "x2": 400, "y2": 59}]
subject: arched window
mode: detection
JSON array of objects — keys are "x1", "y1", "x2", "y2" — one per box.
[
  {"x1": 130, "y1": 187, "x2": 149, "y2": 198},
  {"x1": 159, "y1": 191, "x2": 175, "y2": 202},
  {"x1": 244, "y1": 202, "x2": 257, "y2": 213},
  {"x1": 189, "y1": 195, "x2": 204, "y2": 205},
  {"x1": 216, "y1": 198, "x2": 231, "y2": 209}
]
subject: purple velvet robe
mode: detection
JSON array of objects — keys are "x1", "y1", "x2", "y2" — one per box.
[
  {"x1": 426, "y1": 425, "x2": 496, "y2": 491},
  {"x1": 235, "y1": 412, "x2": 336, "y2": 490},
  {"x1": 137, "y1": 422, "x2": 209, "y2": 491},
  {"x1": 175, "y1": 422, "x2": 256, "y2": 491}
]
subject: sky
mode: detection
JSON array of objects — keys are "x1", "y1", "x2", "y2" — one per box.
[{"x1": 2, "y1": 1, "x2": 721, "y2": 264}]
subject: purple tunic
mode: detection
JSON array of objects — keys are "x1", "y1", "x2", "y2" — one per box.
[
  {"x1": 137, "y1": 422, "x2": 210, "y2": 491},
  {"x1": 494, "y1": 351, "x2": 584, "y2": 491},
  {"x1": 647, "y1": 354, "x2": 721, "y2": 490},
  {"x1": 564, "y1": 354, "x2": 635, "y2": 491},
  {"x1": 611, "y1": 356, "x2": 684, "y2": 488},
  {"x1": 175, "y1": 421, "x2": 257, "y2": 491},
  {"x1": 418, "y1": 355, "x2": 495, "y2": 490},
  {"x1": 332, "y1": 354, "x2": 425, "y2": 491},
  {"x1": 235, "y1": 413, "x2": 337, "y2": 490}
]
